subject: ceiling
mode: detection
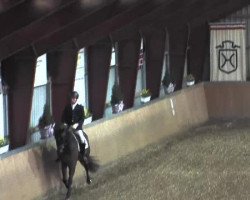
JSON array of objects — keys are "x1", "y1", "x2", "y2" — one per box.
[{"x1": 0, "y1": 0, "x2": 249, "y2": 60}]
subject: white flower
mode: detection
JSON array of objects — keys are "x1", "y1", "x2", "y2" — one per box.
[{"x1": 167, "y1": 83, "x2": 175, "y2": 93}]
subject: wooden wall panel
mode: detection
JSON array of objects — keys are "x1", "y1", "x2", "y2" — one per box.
[
  {"x1": 188, "y1": 23, "x2": 209, "y2": 83},
  {"x1": 143, "y1": 27, "x2": 166, "y2": 99},
  {"x1": 169, "y1": 27, "x2": 188, "y2": 90},
  {"x1": 47, "y1": 41, "x2": 78, "y2": 123},
  {"x1": 117, "y1": 33, "x2": 141, "y2": 109},
  {"x1": 2, "y1": 48, "x2": 36, "y2": 149},
  {"x1": 87, "y1": 38, "x2": 112, "y2": 119}
]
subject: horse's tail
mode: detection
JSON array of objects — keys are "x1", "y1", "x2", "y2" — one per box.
[{"x1": 87, "y1": 156, "x2": 100, "y2": 173}]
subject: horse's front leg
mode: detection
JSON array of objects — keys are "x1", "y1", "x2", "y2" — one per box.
[
  {"x1": 65, "y1": 162, "x2": 77, "y2": 200},
  {"x1": 61, "y1": 162, "x2": 68, "y2": 188}
]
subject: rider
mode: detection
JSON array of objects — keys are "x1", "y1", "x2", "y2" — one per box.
[{"x1": 61, "y1": 91, "x2": 89, "y2": 156}]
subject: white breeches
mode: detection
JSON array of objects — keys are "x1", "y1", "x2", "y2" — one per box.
[{"x1": 75, "y1": 130, "x2": 89, "y2": 149}]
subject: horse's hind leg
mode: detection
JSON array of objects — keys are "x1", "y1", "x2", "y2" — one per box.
[{"x1": 79, "y1": 156, "x2": 91, "y2": 184}]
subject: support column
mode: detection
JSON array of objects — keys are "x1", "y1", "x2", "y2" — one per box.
[
  {"x1": 2, "y1": 48, "x2": 36, "y2": 149},
  {"x1": 116, "y1": 31, "x2": 141, "y2": 109},
  {"x1": 47, "y1": 41, "x2": 78, "y2": 123},
  {"x1": 169, "y1": 27, "x2": 188, "y2": 90},
  {"x1": 188, "y1": 23, "x2": 209, "y2": 83},
  {"x1": 142, "y1": 27, "x2": 166, "y2": 99},
  {"x1": 87, "y1": 38, "x2": 112, "y2": 120}
]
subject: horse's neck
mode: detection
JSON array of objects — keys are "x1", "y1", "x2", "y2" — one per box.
[
  {"x1": 66, "y1": 132, "x2": 79, "y2": 149},
  {"x1": 71, "y1": 132, "x2": 79, "y2": 143}
]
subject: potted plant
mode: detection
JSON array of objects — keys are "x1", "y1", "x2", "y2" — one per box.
[
  {"x1": 162, "y1": 72, "x2": 175, "y2": 94},
  {"x1": 140, "y1": 88, "x2": 152, "y2": 103},
  {"x1": 0, "y1": 136, "x2": 9, "y2": 154},
  {"x1": 186, "y1": 74, "x2": 195, "y2": 86},
  {"x1": 111, "y1": 82, "x2": 124, "y2": 114},
  {"x1": 84, "y1": 108, "x2": 93, "y2": 125},
  {"x1": 38, "y1": 103, "x2": 54, "y2": 139}
]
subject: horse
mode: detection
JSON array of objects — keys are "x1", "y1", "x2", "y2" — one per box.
[{"x1": 54, "y1": 123, "x2": 99, "y2": 200}]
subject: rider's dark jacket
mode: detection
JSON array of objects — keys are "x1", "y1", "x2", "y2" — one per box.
[{"x1": 61, "y1": 104, "x2": 85, "y2": 131}]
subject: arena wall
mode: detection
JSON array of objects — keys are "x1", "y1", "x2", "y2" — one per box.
[
  {"x1": 0, "y1": 83, "x2": 209, "y2": 200},
  {"x1": 204, "y1": 82, "x2": 250, "y2": 119}
]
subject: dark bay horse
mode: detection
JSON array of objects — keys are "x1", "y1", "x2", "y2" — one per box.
[{"x1": 54, "y1": 123, "x2": 99, "y2": 200}]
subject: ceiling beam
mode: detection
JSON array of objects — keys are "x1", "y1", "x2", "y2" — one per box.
[
  {"x1": 67, "y1": 0, "x2": 178, "y2": 47},
  {"x1": 0, "y1": 0, "x2": 78, "y2": 40},
  {"x1": 0, "y1": 0, "x2": 25, "y2": 13},
  {"x1": 35, "y1": 0, "x2": 248, "y2": 53},
  {"x1": 192, "y1": 0, "x2": 250, "y2": 26},
  {"x1": 164, "y1": 0, "x2": 249, "y2": 30},
  {"x1": 159, "y1": 0, "x2": 229, "y2": 30},
  {"x1": 110, "y1": 0, "x2": 201, "y2": 40},
  {"x1": 0, "y1": 0, "x2": 248, "y2": 60},
  {"x1": 0, "y1": 0, "x2": 117, "y2": 59},
  {"x1": 34, "y1": 0, "x2": 168, "y2": 54}
]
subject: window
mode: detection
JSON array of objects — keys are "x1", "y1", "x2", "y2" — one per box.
[
  {"x1": 0, "y1": 74, "x2": 7, "y2": 139},
  {"x1": 74, "y1": 48, "x2": 88, "y2": 107},
  {"x1": 106, "y1": 46, "x2": 116, "y2": 104},
  {"x1": 135, "y1": 38, "x2": 145, "y2": 99},
  {"x1": 30, "y1": 54, "x2": 47, "y2": 128}
]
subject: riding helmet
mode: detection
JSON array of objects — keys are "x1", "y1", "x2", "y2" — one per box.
[{"x1": 71, "y1": 91, "x2": 79, "y2": 99}]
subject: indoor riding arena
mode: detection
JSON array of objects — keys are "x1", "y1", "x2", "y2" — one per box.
[
  {"x1": 1, "y1": 83, "x2": 250, "y2": 200},
  {"x1": 1, "y1": 1, "x2": 250, "y2": 200}
]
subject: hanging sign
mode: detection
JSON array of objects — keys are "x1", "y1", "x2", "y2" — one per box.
[{"x1": 210, "y1": 23, "x2": 246, "y2": 81}]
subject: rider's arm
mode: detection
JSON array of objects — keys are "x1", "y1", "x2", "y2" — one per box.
[{"x1": 72, "y1": 105, "x2": 84, "y2": 129}]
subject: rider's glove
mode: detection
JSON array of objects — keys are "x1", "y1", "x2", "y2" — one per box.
[{"x1": 72, "y1": 123, "x2": 78, "y2": 129}]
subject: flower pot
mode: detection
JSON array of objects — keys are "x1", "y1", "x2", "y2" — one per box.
[
  {"x1": 40, "y1": 124, "x2": 54, "y2": 139},
  {"x1": 0, "y1": 144, "x2": 9, "y2": 154},
  {"x1": 163, "y1": 83, "x2": 175, "y2": 94},
  {"x1": 187, "y1": 80, "x2": 195, "y2": 86},
  {"x1": 112, "y1": 101, "x2": 124, "y2": 114},
  {"x1": 141, "y1": 96, "x2": 151, "y2": 103},
  {"x1": 84, "y1": 116, "x2": 93, "y2": 125}
]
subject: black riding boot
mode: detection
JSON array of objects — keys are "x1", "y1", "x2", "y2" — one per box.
[{"x1": 80, "y1": 143, "x2": 85, "y2": 156}]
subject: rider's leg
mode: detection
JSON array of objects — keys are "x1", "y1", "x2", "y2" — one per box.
[{"x1": 75, "y1": 130, "x2": 89, "y2": 154}]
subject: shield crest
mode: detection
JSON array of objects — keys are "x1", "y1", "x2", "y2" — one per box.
[{"x1": 216, "y1": 40, "x2": 240, "y2": 74}]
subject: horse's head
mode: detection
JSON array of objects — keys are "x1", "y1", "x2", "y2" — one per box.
[
  {"x1": 54, "y1": 123, "x2": 68, "y2": 152},
  {"x1": 54, "y1": 123, "x2": 75, "y2": 153}
]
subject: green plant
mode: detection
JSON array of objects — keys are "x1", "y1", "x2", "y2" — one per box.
[
  {"x1": 111, "y1": 83, "x2": 123, "y2": 106},
  {"x1": 84, "y1": 108, "x2": 92, "y2": 118},
  {"x1": 38, "y1": 104, "x2": 53, "y2": 129},
  {"x1": 0, "y1": 136, "x2": 9, "y2": 147},
  {"x1": 140, "y1": 88, "x2": 151, "y2": 97},
  {"x1": 186, "y1": 74, "x2": 195, "y2": 82}
]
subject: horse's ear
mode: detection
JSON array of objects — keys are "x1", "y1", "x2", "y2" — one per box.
[{"x1": 54, "y1": 122, "x2": 66, "y2": 132}]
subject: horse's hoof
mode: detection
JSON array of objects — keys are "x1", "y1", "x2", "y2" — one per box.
[{"x1": 87, "y1": 179, "x2": 92, "y2": 185}]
